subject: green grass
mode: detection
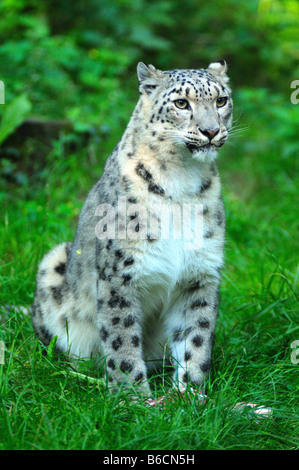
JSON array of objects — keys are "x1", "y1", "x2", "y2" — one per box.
[{"x1": 0, "y1": 92, "x2": 298, "y2": 450}]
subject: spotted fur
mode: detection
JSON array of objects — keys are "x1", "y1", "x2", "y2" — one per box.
[{"x1": 32, "y1": 60, "x2": 233, "y2": 394}]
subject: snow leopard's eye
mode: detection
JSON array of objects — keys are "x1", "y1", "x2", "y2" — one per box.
[
  {"x1": 174, "y1": 99, "x2": 189, "y2": 109},
  {"x1": 216, "y1": 97, "x2": 228, "y2": 108}
]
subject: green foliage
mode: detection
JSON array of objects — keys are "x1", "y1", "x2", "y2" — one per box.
[
  {"x1": 0, "y1": 0, "x2": 298, "y2": 125},
  {"x1": 0, "y1": 94, "x2": 31, "y2": 144}
]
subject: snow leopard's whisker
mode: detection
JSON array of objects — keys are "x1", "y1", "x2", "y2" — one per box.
[{"x1": 228, "y1": 125, "x2": 249, "y2": 137}]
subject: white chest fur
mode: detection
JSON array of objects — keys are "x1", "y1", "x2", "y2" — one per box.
[{"x1": 138, "y1": 232, "x2": 222, "y2": 320}]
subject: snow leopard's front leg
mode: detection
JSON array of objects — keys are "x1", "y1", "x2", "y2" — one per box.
[
  {"x1": 167, "y1": 277, "x2": 220, "y2": 390},
  {"x1": 96, "y1": 252, "x2": 149, "y2": 394}
]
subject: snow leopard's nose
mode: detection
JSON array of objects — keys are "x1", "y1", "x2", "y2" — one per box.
[{"x1": 200, "y1": 127, "x2": 220, "y2": 141}]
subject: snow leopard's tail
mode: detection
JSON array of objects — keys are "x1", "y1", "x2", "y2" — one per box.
[
  {"x1": 32, "y1": 242, "x2": 73, "y2": 347},
  {"x1": 32, "y1": 242, "x2": 100, "y2": 359}
]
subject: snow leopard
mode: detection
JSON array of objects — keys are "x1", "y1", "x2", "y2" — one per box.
[{"x1": 32, "y1": 60, "x2": 233, "y2": 394}]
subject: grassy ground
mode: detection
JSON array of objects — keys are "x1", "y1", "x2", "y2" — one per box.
[{"x1": 0, "y1": 89, "x2": 298, "y2": 450}]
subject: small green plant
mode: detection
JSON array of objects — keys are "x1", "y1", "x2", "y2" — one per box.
[{"x1": 0, "y1": 94, "x2": 31, "y2": 145}]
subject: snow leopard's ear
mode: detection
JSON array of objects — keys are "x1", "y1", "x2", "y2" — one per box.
[
  {"x1": 207, "y1": 60, "x2": 229, "y2": 82},
  {"x1": 137, "y1": 62, "x2": 164, "y2": 94}
]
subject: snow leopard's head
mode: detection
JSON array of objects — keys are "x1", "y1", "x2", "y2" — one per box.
[{"x1": 137, "y1": 60, "x2": 233, "y2": 161}]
